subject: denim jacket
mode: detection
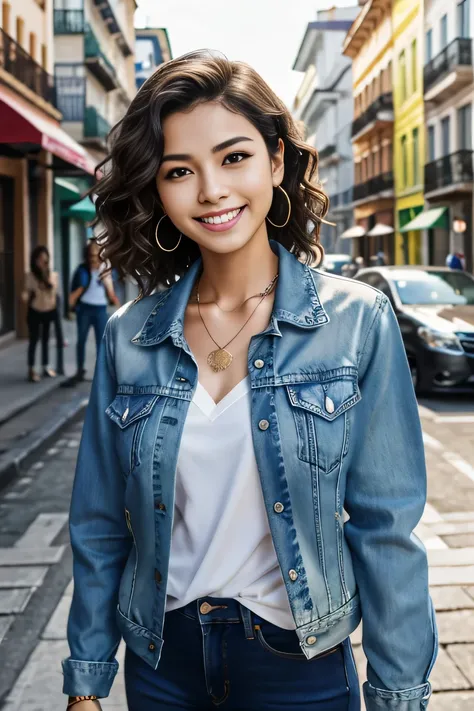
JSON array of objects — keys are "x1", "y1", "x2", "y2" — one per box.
[{"x1": 62, "y1": 241, "x2": 437, "y2": 709}]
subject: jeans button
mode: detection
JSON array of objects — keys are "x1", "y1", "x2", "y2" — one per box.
[{"x1": 200, "y1": 602, "x2": 212, "y2": 614}]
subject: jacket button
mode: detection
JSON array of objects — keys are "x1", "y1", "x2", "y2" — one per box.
[
  {"x1": 148, "y1": 643, "x2": 155, "y2": 651},
  {"x1": 288, "y1": 569, "x2": 298, "y2": 581},
  {"x1": 155, "y1": 570, "x2": 162, "y2": 584},
  {"x1": 259, "y1": 419, "x2": 270, "y2": 431},
  {"x1": 155, "y1": 502, "x2": 166, "y2": 511},
  {"x1": 274, "y1": 502, "x2": 284, "y2": 513},
  {"x1": 306, "y1": 635, "x2": 317, "y2": 645},
  {"x1": 200, "y1": 602, "x2": 212, "y2": 614},
  {"x1": 122, "y1": 407, "x2": 129, "y2": 422},
  {"x1": 325, "y1": 396, "x2": 335, "y2": 414},
  {"x1": 254, "y1": 359, "x2": 264, "y2": 369}
]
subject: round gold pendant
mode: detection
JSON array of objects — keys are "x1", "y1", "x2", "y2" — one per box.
[{"x1": 207, "y1": 349, "x2": 233, "y2": 372}]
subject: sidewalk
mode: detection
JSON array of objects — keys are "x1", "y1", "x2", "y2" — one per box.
[
  {"x1": 0, "y1": 318, "x2": 96, "y2": 427},
  {"x1": 2, "y1": 500, "x2": 474, "y2": 709}
]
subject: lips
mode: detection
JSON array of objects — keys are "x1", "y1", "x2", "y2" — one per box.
[{"x1": 194, "y1": 206, "x2": 246, "y2": 233}]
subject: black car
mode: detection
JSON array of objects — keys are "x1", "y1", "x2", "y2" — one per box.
[{"x1": 355, "y1": 266, "x2": 474, "y2": 393}]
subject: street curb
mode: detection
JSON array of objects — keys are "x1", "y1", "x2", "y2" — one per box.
[
  {"x1": 0, "y1": 395, "x2": 89, "y2": 493},
  {"x1": 0, "y1": 374, "x2": 72, "y2": 428}
]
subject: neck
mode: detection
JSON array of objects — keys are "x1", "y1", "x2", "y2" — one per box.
[{"x1": 198, "y1": 233, "x2": 279, "y2": 309}]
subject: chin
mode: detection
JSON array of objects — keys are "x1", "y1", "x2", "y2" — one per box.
[{"x1": 191, "y1": 229, "x2": 255, "y2": 255}]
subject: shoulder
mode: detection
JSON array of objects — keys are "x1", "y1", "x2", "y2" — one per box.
[
  {"x1": 106, "y1": 289, "x2": 169, "y2": 343},
  {"x1": 309, "y1": 267, "x2": 386, "y2": 311}
]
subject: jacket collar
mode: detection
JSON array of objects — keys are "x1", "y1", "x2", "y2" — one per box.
[{"x1": 131, "y1": 241, "x2": 329, "y2": 346}]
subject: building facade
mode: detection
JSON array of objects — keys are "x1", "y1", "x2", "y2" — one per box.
[
  {"x1": 53, "y1": 0, "x2": 137, "y2": 305},
  {"x1": 392, "y1": 0, "x2": 425, "y2": 265},
  {"x1": 135, "y1": 27, "x2": 172, "y2": 91},
  {"x1": 0, "y1": 0, "x2": 95, "y2": 339},
  {"x1": 343, "y1": 0, "x2": 396, "y2": 264},
  {"x1": 293, "y1": 8, "x2": 359, "y2": 254},
  {"x1": 422, "y1": 0, "x2": 473, "y2": 270}
]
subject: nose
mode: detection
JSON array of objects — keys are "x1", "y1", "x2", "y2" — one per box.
[{"x1": 197, "y1": 169, "x2": 230, "y2": 205}]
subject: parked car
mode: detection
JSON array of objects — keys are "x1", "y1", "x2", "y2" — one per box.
[
  {"x1": 355, "y1": 266, "x2": 474, "y2": 393},
  {"x1": 321, "y1": 253, "x2": 353, "y2": 276}
]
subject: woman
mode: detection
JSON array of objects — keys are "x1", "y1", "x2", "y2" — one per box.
[
  {"x1": 62, "y1": 51, "x2": 437, "y2": 711},
  {"x1": 69, "y1": 239, "x2": 120, "y2": 382},
  {"x1": 22, "y1": 246, "x2": 58, "y2": 382}
]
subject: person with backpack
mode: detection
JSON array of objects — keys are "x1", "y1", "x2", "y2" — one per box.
[{"x1": 69, "y1": 239, "x2": 120, "y2": 382}]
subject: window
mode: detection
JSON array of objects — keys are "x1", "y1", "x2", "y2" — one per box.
[
  {"x1": 16, "y1": 16, "x2": 24, "y2": 46},
  {"x1": 428, "y1": 125, "x2": 436, "y2": 162},
  {"x1": 458, "y1": 103, "x2": 472, "y2": 150},
  {"x1": 412, "y1": 127, "x2": 419, "y2": 185},
  {"x1": 426, "y1": 29, "x2": 433, "y2": 62},
  {"x1": 458, "y1": 0, "x2": 470, "y2": 38},
  {"x1": 411, "y1": 39, "x2": 417, "y2": 93},
  {"x1": 399, "y1": 50, "x2": 407, "y2": 103},
  {"x1": 29, "y1": 32, "x2": 37, "y2": 60},
  {"x1": 440, "y1": 14, "x2": 448, "y2": 48},
  {"x1": 401, "y1": 135, "x2": 408, "y2": 187},
  {"x1": 441, "y1": 116, "x2": 451, "y2": 156},
  {"x1": 2, "y1": 2, "x2": 11, "y2": 34}
]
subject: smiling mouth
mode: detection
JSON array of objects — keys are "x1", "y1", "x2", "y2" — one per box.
[{"x1": 194, "y1": 206, "x2": 245, "y2": 225}]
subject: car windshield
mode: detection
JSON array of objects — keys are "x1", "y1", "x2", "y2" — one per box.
[{"x1": 391, "y1": 270, "x2": 474, "y2": 305}]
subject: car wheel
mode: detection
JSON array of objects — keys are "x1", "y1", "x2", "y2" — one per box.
[{"x1": 407, "y1": 356, "x2": 422, "y2": 394}]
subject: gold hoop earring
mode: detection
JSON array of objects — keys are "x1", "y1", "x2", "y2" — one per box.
[
  {"x1": 155, "y1": 214, "x2": 182, "y2": 252},
  {"x1": 266, "y1": 185, "x2": 292, "y2": 228}
]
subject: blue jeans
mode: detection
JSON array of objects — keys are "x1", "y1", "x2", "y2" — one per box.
[
  {"x1": 76, "y1": 303, "x2": 108, "y2": 373},
  {"x1": 124, "y1": 597, "x2": 360, "y2": 710}
]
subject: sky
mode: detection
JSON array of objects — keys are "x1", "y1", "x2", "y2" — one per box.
[{"x1": 135, "y1": 0, "x2": 356, "y2": 108}]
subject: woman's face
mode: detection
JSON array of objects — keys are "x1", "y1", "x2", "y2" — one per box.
[
  {"x1": 36, "y1": 250, "x2": 49, "y2": 271},
  {"x1": 156, "y1": 101, "x2": 284, "y2": 255}
]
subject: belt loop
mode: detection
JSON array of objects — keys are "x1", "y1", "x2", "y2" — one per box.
[{"x1": 239, "y1": 604, "x2": 255, "y2": 640}]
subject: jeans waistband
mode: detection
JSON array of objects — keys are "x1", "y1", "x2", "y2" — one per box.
[{"x1": 174, "y1": 597, "x2": 256, "y2": 639}]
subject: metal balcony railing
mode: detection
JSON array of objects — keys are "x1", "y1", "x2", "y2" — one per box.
[
  {"x1": 319, "y1": 144, "x2": 336, "y2": 161},
  {"x1": 353, "y1": 171, "x2": 394, "y2": 202},
  {"x1": 351, "y1": 93, "x2": 393, "y2": 138},
  {"x1": 85, "y1": 26, "x2": 117, "y2": 90},
  {"x1": 84, "y1": 106, "x2": 111, "y2": 139},
  {"x1": 424, "y1": 149, "x2": 473, "y2": 193},
  {"x1": 330, "y1": 193, "x2": 340, "y2": 209},
  {"x1": 53, "y1": 9, "x2": 85, "y2": 34},
  {"x1": 424, "y1": 38, "x2": 472, "y2": 95},
  {"x1": 0, "y1": 28, "x2": 56, "y2": 105}
]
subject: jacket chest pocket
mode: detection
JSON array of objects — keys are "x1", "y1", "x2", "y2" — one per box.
[
  {"x1": 286, "y1": 376, "x2": 361, "y2": 475},
  {"x1": 106, "y1": 394, "x2": 160, "y2": 475}
]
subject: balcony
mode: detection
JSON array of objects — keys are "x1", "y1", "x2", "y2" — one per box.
[
  {"x1": 424, "y1": 38, "x2": 473, "y2": 103},
  {"x1": 53, "y1": 9, "x2": 85, "y2": 34},
  {"x1": 353, "y1": 171, "x2": 394, "y2": 204},
  {"x1": 424, "y1": 150, "x2": 473, "y2": 197},
  {"x1": 351, "y1": 93, "x2": 393, "y2": 141},
  {"x1": 84, "y1": 106, "x2": 111, "y2": 142},
  {"x1": 329, "y1": 187, "x2": 353, "y2": 213},
  {"x1": 0, "y1": 28, "x2": 56, "y2": 106},
  {"x1": 85, "y1": 27, "x2": 118, "y2": 91},
  {"x1": 92, "y1": 0, "x2": 133, "y2": 57}
]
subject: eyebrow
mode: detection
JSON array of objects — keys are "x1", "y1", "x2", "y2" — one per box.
[{"x1": 160, "y1": 136, "x2": 254, "y2": 164}]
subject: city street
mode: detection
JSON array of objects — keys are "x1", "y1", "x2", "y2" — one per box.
[{"x1": 0, "y1": 392, "x2": 473, "y2": 709}]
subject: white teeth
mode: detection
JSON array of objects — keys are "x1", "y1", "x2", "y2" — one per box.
[{"x1": 201, "y1": 208, "x2": 242, "y2": 224}]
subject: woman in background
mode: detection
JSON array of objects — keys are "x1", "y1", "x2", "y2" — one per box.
[
  {"x1": 69, "y1": 239, "x2": 120, "y2": 382},
  {"x1": 23, "y1": 246, "x2": 58, "y2": 383}
]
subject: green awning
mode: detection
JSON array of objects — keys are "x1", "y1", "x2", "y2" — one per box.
[
  {"x1": 67, "y1": 196, "x2": 96, "y2": 221},
  {"x1": 54, "y1": 178, "x2": 81, "y2": 199},
  {"x1": 400, "y1": 207, "x2": 448, "y2": 232}
]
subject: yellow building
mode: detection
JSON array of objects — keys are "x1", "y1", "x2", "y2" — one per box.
[
  {"x1": 343, "y1": 0, "x2": 396, "y2": 264},
  {"x1": 392, "y1": 0, "x2": 425, "y2": 264}
]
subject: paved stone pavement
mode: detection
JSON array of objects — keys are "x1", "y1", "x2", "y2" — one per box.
[{"x1": 2, "y1": 397, "x2": 474, "y2": 709}]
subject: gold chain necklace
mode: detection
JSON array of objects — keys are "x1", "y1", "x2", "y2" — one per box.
[{"x1": 197, "y1": 273, "x2": 279, "y2": 372}]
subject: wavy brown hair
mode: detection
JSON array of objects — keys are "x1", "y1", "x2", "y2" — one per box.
[{"x1": 92, "y1": 49, "x2": 329, "y2": 295}]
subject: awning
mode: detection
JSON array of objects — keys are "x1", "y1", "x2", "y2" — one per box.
[
  {"x1": 68, "y1": 195, "x2": 96, "y2": 221},
  {"x1": 367, "y1": 223, "x2": 394, "y2": 237},
  {"x1": 400, "y1": 207, "x2": 448, "y2": 233},
  {"x1": 0, "y1": 85, "x2": 95, "y2": 175},
  {"x1": 54, "y1": 178, "x2": 81, "y2": 199},
  {"x1": 340, "y1": 225, "x2": 366, "y2": 239}
]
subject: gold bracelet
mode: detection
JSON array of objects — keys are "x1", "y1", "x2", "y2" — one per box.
[{"x1": 67, "y1": 696, "x2": 99, "y2": 708}]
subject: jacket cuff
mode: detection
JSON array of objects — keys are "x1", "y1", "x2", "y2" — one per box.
[
  {"x1": 363, "y1": 681, "x2": 432, "y2": 710},
  {"x1": 61, "y1": 658, "x2": 119, "y2": 698}
]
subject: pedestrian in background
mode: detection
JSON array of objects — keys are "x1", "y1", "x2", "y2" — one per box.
[
  {"x1": 62, "y1": 50, "x2": 437, "y2": 711},
  {"x1": 446, "y1": 252, "x2": 465, "y2": 270},
  {"x1": 69, "y1": 239, "x2": 119, "y2": 382},
  {"x1": 22, "y1": 246, "x2": 58, "y2": 383}
]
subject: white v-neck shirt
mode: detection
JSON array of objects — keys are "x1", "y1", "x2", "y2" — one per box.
[{"x1": 166, "y1": 376, "x2": 295, "y2": 630}]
